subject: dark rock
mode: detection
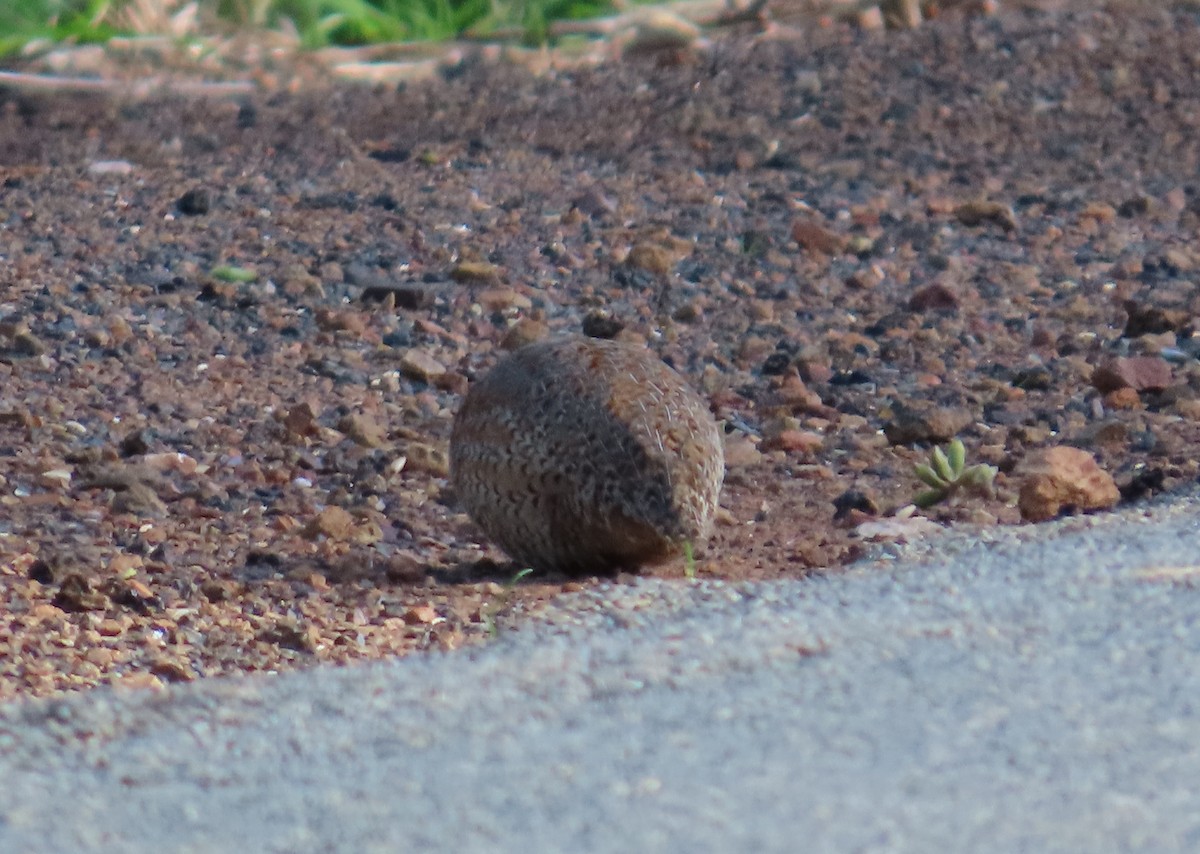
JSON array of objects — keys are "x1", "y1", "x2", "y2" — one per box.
[
  {"x1": 176, "y1": 188, "x2": 211, "y2": 215},
  {"x1": 908, "y1": 282, "x2": 959, "y2": 311},
  {"x1": 833, "y1": 489, "x2": 879, "y2": 520},
  {"x1": 582, "y1": 311, "x2": 624, "y2": 339},
  {"x1": 52, "y1": 574, "x2": 110, "y2": 612},
  {"x1": 1122, "y1": 300, "x2": 1190, "y2": 337},
  {"x1": 884, "y1": 402, "x2": 974, "y2": 445}
]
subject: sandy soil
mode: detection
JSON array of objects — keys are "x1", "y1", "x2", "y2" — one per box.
[{"x1": 2, "y1": 0, "x2": 1200, "y2": 698}]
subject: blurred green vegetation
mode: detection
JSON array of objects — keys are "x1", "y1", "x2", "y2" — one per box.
[{"x1": 0, "y1": 0, "x2": 626, "y2": 56}]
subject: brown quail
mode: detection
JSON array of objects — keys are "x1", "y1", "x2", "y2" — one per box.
[{"x1": 450, "y1": 336, "x2": 724, "y2": 575}]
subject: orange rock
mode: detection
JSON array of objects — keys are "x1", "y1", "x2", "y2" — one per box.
[
  {"x1": 763, "y1": 429, "x2": 824, "y2": 454},
  {"x1": 302, "y1": 506, "x2": 355, "y2": 540},
  {"x1": 1017, "y1": 446, "x2": 1119, "y2": 522},
  {"x1": 791, "y1": 220, "x2": 846, "y2": 254},
  {"x1": 403, "y1": 604, "x2": 439, "y2": 625},
  {"x1": 1103, "y1": 387, "x2": 1143, "y2": 410}
]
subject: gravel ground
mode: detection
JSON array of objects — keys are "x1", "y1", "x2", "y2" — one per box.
[
  {"x1": 1, "y1": 491, "x2": 1199, "y2": 853},
  {"x1": 3, "y1": 0, "x2": 1200, "y2": 698}
]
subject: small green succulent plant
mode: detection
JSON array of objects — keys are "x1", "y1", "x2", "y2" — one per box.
[{"x1": 914, "y1": 438, "x2": 997, "y2": 508}]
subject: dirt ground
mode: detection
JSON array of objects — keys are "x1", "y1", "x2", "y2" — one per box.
[{"x1": 2, "y1": 0, "x2": 1200, "y2": 698}]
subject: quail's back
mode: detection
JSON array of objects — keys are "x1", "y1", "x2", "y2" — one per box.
[{"x1": 449, "y1": 336, "x2": 724, "y2": 574}]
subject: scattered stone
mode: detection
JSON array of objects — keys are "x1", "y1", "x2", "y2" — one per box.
[
  {"x1": 87, "y1": 160, "x2": 134, "y2": 175},
  {"x1": 360, "y1": 282, "x2": 440, "y2": 310},
  {"x1": 477, "y1": 288, "x2": 531, "y2": 311},
  {"x1": 119, "y1": 429, "x2": 152, "y2": 457},
  {"x1": 282, "y1": 402, "x2": 320, "y2": 437},
  {"x1": 259, "y1": 617, "x2": 318, "y2": 653},
  {"x1": 571, "y1": 187, "x2": 617, "y2": 218},
  {"x1": 954, "y1": 200, "x2": 1017, "y2": 231},
  {"x1": 450, "y1": 261, "x2": 502, "y2": 284},
  {"x1": 302, "y1": 506, "x2": 356, "y2": 540},
  {"x1": 112, "y1": 482, "x2": 168, "y2": 517},
  {"x1": 909, "y1": 282, "x2": 959, "y2": 311},
  {"x1": 856, "y1": 5, "x2": 884, "y2": 29},
  {"x1": 582, "y1": 310, "x2": 625, "y2": 339},
  {"x1": 12, "y1": 331, "x2": 47, "y2": 356},
  {"x1": 399, "y1": 350, "x2": 447, "y2": 383},
  {"x1": 315, "y1": 308, "x2": 368, "y2": 337},
  {"x1": 402, "y1": 442, "x2": 450, "y2": 477},
  {"x1": 1079, "y1": 201, "x2": 1116, "y2": 223},
  {"x1": 149, "y1": 657, "x2": 195, "y2": 682},
  {"x1": 883, "y1": 403, "x2": 974, "y2": 445},
  {"x1": 621, "y1": 9, "x2": 700, "y2": 56},
  {"x1": 403, "y1": 604, "x2": 440, "y2": 625},
  {"x1": 1120, "y1": 467, "x2": 1166, "y2": 502},
  {"x1": 762, "y1": 427, "x2": 823, "y2": 454},
  {"x1": 1174, "y1": 398, "x2": 1200, "y2": 421},
  {"x1": 761, "y1": 352, "x2": 792, "y2": 375},
  {"x1": 881, "y1": 0, "x2": 922, "y2": 29},
  {"x1": 1103, "y1": 387, "x2": 1143, "y2": 410},
  {"x1": 143, "y1": 452, "x2": 198, "y2": 475},
  {"x1": 501, "y1": 318, "x2": 549, "y2": 350},
  {"x1": 52, "y1": 574, "x2": 110, "y2": 612},
  {"x1": 1074, "y1": 419, "x2": 1129, "y2": 448},
  {"x1": 1010, "y1": 367, "x2": 1053, "y2": 391},
  {"x1": 854, "y1": 513, "x2": 943, "y2": 541},
  {"x1": 28, "y1": 559, "x2": 55, "y2": 584},
  {"x1": 1017, "y1": 446, "x2": 1119, "y2": 522},
  {"x1": 1117, "y1": 194, "x2": 1152, "y2": 217},
  {"x1": 770, "y1": 375, "x2": 824, "y2": 413},
  {"x1": 39, "y1": 468, "x2": 71, "y2": 489},
  {"x1": 790, "y1": 220, "x2": 846, "y2": 254},
  {"x1": 723, "y1": 434, "x2": 763, "y2": 469},
  {"x1": 626, "y1": 242, "x2": 675, "y2": 276},
  {"x1": 176, "y1": 188, "x2": 211, "y2": 215},
  {"x1": 337, "y1": 413, "x2": 388, "y2": 448},
  {"x1": 1091, "y1": 356, "x2": 1172, "y2": 393},
  {"x1": 384, "y1": 553, "x2": 427, "y2": 584},
  {"x1": 833, "y1": 488, "x2": 879, "y2": 521},
  {"x1": 1122, "y1": 300, "x2": 1190, "y2": 337}
]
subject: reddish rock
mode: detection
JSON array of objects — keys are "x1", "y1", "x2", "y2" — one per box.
[
  {"x1": 281, "y1": 402, "x2": 319, "y2": 438},
  {"x1": 1102, "y1": 387, "x2": 1142, "y2": 410},
  {"x1": 1017, "y1": 446, "x2": 1119, "y2": 522},
  {"x1": 791, "y1": 220, "x2": 846, "y2": 254},
  {"x1": 1091, "y1": 356, "x2": 1172, "y2": 393},
  {"x1": 762, "y1": 429, "x2": 824, "y2": 454},
  {"x1": 501, "y1": 318, "x2": 549, "y2": 351},
  {"x1": 772, "y1": 375, "x2": 825, "y2": 412},
  {"x1": 908, "y1": 282, "x2": 959, "y2": 311}
]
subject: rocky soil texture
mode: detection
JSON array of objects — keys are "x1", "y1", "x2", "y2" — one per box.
[{"x1": 2, "y1": 0, "x2": 1200, "y2": 697}]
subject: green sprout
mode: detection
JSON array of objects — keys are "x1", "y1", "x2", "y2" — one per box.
[
  {"x1": 483, "y1": 566, "x2": 533, "y2": 637},
  {"x1": 913, "y1": 438, "x2": 997, "y2": 508},
  {"x1": 682, "y1": 540, "x2": 696, "y2": 579},
  {"x1": 210, "y1": 265, "x2": 257, "y2": 283}
]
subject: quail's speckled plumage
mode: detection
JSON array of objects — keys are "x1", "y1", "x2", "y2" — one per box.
[{"x1": 450, "y1": 336, "x2": 724, "y2": 575}]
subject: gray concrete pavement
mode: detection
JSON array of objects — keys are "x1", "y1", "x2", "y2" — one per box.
[{"x1": 3, "y1": 496, "x2": 1200, "y2": 853}]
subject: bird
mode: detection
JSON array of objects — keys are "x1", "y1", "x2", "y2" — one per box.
[{"x1": 449, "y1": 335, "x2": 724, "y2": 575}]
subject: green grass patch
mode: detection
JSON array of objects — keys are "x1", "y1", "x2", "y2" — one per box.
[
  {"x1": 0, "y1": 0, "x2": 118, "y2": 56},
  {"x1": 0, "y1": 0, "x2": 629, "y2": 56}
]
